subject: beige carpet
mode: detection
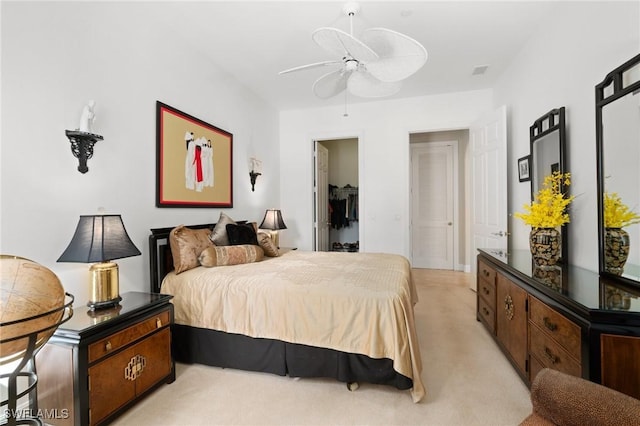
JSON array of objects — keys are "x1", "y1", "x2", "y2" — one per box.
[{"x1": 113, "y1": 269, "x2": 531, "y2": 425}]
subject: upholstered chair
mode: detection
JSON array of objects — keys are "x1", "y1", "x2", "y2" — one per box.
[{"x1": 519, "y1": 368, "x2": 640, "y2": 426}]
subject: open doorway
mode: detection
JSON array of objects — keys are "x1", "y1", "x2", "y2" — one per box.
[
  {"x1": 410, "y1": 130, "x2": 468, "y2": 271},
  {"x1": 314, "y1": 138, "x2": 360, "y2": 252}
]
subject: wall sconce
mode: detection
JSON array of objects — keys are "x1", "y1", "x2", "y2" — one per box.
[
  {"x1": 65, "y1": 100, "x2": 102, "y2": 174},
  {"x1": 65, "y1": 130, "x2": 103, "y2": 174},
  {"x1": 249, "y1": 157, "x2": 262, "y2": 192}
]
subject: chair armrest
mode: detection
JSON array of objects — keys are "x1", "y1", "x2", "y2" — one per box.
[{"x1": 529, "y1": 368, "x2": 640, "y2": 426}]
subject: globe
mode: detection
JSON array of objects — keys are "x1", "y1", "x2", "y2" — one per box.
[{"x1": 0, "y1": 255, "x2": 66, "y2": 364}]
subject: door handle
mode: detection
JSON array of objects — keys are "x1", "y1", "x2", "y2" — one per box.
[{"x1": 491, "y1": 231, "x2": 510, "y2": 237}]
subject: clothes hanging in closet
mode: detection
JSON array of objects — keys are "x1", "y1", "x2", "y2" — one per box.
[{"x1": 329, "y1": 185, "x2": 359, "y2": 229}]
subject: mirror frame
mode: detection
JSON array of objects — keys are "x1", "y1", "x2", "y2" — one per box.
[
  {"x1": 529, "y1": 107, "x2": 568, "y2": 264},
  {"x1": 596, "y1": 53, "x2": 640, "y2": 288}
]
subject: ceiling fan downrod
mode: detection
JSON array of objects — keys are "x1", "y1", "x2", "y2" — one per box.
[{"x1": 343, "y1": 1, "x2": 360, "y2": 36}]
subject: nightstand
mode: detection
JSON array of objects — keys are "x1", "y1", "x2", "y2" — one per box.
[{"x1": 36, "y1": 292, "x2": 174, "y2": 426}]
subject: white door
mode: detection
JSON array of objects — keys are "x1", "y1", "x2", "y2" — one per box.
[
  {"x1": 314, "y1": 143, "x2": 330, "y2": 251},
  {"x1": 411, "y1": 142, "x2": 456, "y2": 269},
  {"x1": 470, "y1": 105, "x2": 508, "y2": 279}
]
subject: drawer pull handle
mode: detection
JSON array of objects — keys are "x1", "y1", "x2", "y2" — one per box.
[
  {"x1": 105, "y1": 341, "x2": 112, "y2": 351},
  {"x1": 483, "y1": 307, "x2": 489, "y2": 316},
  {"x1": 483, "y1": 286, "x2": 489, "y2": 295},
  {"x1": 125, "y1": 354, "x2": 147, "y2": 381},
  {"x1": 156, "y1": 318, "x2": 162, "y2": 328},
  {"x1": 543, "y1": 317, "x2": 558, "y2": 331},
  {"x1": 483, "y1": 270, "x2": 490, "y2": 277},
  {"x1": 544, "y1": 347, "x2": 558, "y2": 364}
]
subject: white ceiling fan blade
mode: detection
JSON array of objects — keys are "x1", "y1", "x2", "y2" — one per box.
[
  {"x1": 312, "y1": 27, "x2": 378, "y2": 63},
  {"x1": 360, "y1": 28, "x2": 428, "y2": 82},
  {"x1": 347, "y1": 71, "x2": 401, "y2": 98},
  {"x1": 279, "y1": 60, "x2": 341, "y2": 75},
  {"x1": 313, "y1": 69, "x2": 350, "y2": 99}
]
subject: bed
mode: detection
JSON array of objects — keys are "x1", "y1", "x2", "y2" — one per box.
[{"x1": 149, "y1": 223, "x2": 425, "y2": 402}]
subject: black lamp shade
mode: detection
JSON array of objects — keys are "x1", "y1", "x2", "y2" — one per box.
[
  {"x1": 57, "y1": 215, "x2": 141, "y2": 263},
  {"x1": 259, "y1": 209, "x2": 287, "y2": 231}
]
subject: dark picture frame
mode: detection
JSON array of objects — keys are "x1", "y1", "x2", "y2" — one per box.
[
  {"x1": 156, "y1": 101, "x2": 233, "y2": 208},
  {"x1": 518, "y1": 155, "x2": 531, "y2": 182}
]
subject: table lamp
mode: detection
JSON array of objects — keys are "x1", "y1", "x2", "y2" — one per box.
[
  {"x1": 259, "y1": 209, "x2": 287, "y2": 248},
  {"x1": 58, "y1": 215, "x2": 141, "y2": 309}
]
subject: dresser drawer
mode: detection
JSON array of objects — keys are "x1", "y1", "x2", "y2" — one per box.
[
  {"x1": 477, "y1": 276, "x2": 496, "y2": 309},
  {"x1": 478, "y1": 295, "x2": 495, "y2": 334},
  {"x1": 529, "y1": 296, "x2": 581, "y2": 361},
  {"x1": 530, "y1": 322, "x2": 581, "y2": 377},
  {"x1": 478, "y1": 259, "x2": 496, "y2": 285},
  {"x1": 89, "y1": 310, "x2": 170, "y2": 364}
]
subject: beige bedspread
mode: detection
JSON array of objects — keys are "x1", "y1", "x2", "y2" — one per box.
[{"x1": 161, "y1": 250, "x2": 425, "y2": 402}]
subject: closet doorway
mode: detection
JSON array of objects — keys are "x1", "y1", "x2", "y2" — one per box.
[
  {"x1": 314, "y1": 138, "x2": 360, "y2": 252},
  {"x1": 410, "y1": 130, "x2": 468, "y2": 270}
]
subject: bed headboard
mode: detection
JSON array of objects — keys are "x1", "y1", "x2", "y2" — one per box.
[{"x1": 148, "y1": 223, "x2": 215, "y2": 293}]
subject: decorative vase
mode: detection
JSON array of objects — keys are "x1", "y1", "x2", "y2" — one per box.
[
  {"x1": 604, "y1": 228, "x2": 630, "y2": 276},
  {"x1": 529, "y1": 228, "x2": 561, "y2": 268}
]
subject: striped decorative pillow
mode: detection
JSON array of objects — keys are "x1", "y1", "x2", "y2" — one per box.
[{"x1": 199, "y1": 244, "x2": 264, "y2": 267}]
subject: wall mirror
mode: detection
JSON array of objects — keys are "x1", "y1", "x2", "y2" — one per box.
[
  {"x1": 529, "y1": 107, "x2": 568, "y2": 262},
  {"x1": 596, "y1": 53, "x2": 640, "y2": 286}
]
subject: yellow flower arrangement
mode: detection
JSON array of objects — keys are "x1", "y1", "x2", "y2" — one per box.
[
  {"x1": 515, "y1": 171, "x2": 575, "y2": 228},
  {"x1": 603, "y1": 192, "x2": 640, "y2": 228}
]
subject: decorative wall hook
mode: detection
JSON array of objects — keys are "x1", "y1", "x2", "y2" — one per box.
[{"x1": 65, "y1": 130, "x2": 103, "y2": 174}]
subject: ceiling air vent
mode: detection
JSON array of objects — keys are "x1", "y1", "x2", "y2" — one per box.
[{"x1": 472, "y1": 65, "x2": 489, "y2": 76}]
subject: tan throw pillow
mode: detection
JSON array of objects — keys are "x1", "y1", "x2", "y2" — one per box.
[
  {"x1": 210, "y1": 212, "x2": 236, "y2": 246},
  {"x1": 199, "y1": 245, "x2": 264, "y2": 267},
  {"x1": 257, "y1": 231, "x2": 279, "y2": 257},
  {"x1": 169, "y1": 225, "x2": 214, "y2": 274}
]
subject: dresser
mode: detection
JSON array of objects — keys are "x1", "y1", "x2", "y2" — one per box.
[
  {"x1": 36, "y1": 292, "x2": 175, "y2": 426},
  {"x1": 477, "y1": 249, "x2": 640, "y2": 399}
]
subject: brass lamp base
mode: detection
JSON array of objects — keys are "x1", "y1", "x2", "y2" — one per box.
[
  {"x1": 268, "y1": 230, "x2": 280, "y2": 249},
  {"x1": 88, "y1": 262, "x2": 122, "y2": 310}
]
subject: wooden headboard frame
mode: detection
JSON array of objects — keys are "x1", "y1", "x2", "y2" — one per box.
[{"x1": 148, "y1": 223, "x2": 215, "y2": 294}]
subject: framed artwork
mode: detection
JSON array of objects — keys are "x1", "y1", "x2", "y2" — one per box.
[
  {"x1": 156, "y1": 101, "x2": 233, "y2": 207},
  {"x1": 518, "y1": 155, "x2": 531, "y2": 182}
]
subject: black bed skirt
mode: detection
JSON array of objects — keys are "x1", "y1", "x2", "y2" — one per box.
[{"x1": 172, "y1": 324, "x2": 413, "y2": 391}]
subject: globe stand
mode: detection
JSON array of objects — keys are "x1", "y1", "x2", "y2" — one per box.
[{"x1": 1, "y1": 293, "x2": 74, "y2": 426}]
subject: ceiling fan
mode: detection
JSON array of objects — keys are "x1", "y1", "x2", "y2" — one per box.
[{"x1": 279, "y1": 2, "x2": 428, "y2": 100}]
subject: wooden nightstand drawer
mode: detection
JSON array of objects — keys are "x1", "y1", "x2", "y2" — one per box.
[
  {"x1": 89, "y1": 328, "x2": 171, "y2": 425},
  {"x1": 529, "y1": 296, "x2": 581, "y2": 361},
  {"x1": 89, "y1": 309, "x2": 170, "y2": 364},
  {"x1": 478, "y1": 259, "x2": 496, "y2": 285},
  {"x1": 530, "y1": 322, "x2": 581, "y2": 377}
]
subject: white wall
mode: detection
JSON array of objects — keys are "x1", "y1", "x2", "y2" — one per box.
[
  {"x1": 493, "y1": 1, "x2": 640, "y2": 272},
  {"x1": 279, "y1": 89, "x2": 493, "y2": 256},
  {"x1": 0, "y1": 2, "x2": 280, "y2": 301}
]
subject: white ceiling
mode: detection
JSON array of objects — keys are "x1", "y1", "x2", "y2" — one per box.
[{"x1": 155, "y1": 1, "x2": 556, "y2": 111}]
